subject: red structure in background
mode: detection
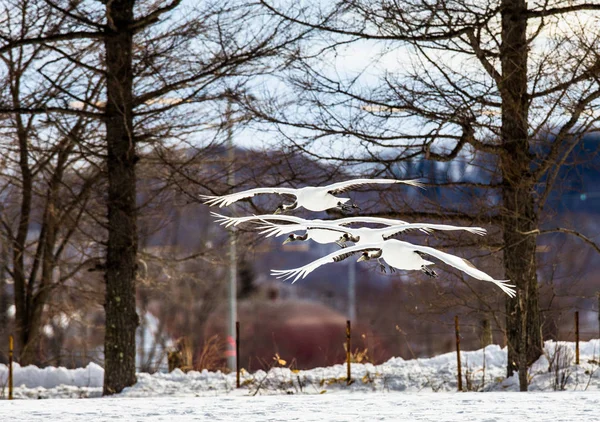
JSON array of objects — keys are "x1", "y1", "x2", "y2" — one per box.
[{"x1": 204, "y1": 298, "x2": 379, "y2": 370}]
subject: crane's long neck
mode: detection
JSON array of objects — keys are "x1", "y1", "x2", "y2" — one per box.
[
  {"x1": 275, "y1": 200, "x2": 298, "y2": 214},
  {"x1": 282, "y1": 200, "x2": 298, "y2": 211}
]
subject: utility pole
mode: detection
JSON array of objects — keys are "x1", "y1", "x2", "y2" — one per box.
[
  {"x1": 348, "y1": 258, "x2": 356, "y2": 323},
  {"x1": 226, "y1": 100, "x2": 237, "y2": 371},
  {"x1": 0, "y1": 212, "x2": 8, "y2": 331}
]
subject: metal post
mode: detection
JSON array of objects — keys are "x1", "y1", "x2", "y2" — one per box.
[
  {"x1": 455, "y1": 316, "x2": 463, "y2": 391},
  {"x1": 236, "y1": 321, "x2": 240, "y2": 388},
  {"x1": 8, "y1": 335, "x2": 13, "y2": 400},
  {"x1": 575, "y1": 311, "x2": 580, "y2": 365},
  {"x1": 0, "y1": 231, "x2": 8, "y2": 330},
  {"x1": 226, "y1": 100, "x2": 237, "y2": 372},
  {"x1": 348, "y1": 259, "x2": 356, "y2": 323},
  {"x1": 346, "y1": 320, "x2": 352, "y2": 385}
]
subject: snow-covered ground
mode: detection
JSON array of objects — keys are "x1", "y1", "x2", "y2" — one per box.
[
  {"x1": 2, "y1": 392, "x2": 600, "y2": 421},
  {"x1": 0, "y1": 340, "x2": 598, "y2": 421}
]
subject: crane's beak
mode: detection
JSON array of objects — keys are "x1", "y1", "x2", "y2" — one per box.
[
  {"x1": 282, "y1": 237, "x2": 293, "y2": 245},
  {"x1": 274, "y1": 207, "x2": 282, "y2": 215},
  {"x1": 357, "y1": 253, "x2": 368, "y2": 262}
]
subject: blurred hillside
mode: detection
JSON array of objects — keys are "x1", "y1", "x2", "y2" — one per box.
[
  {"x1": 0, "y1": 137, "x2": 597, "y2": 371},
  {"x1": 131, "y1": 135, "x2": 600, "y2": 370}
]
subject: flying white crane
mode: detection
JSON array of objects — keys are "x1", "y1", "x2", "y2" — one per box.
[
  {"x1": 210, "y1": 212, "x2": 429, "y2": 229},
  {"x1": 270, "y1": 239, "x2": 516, "y2": 297},
  {"x1": 200, "y1": 178, "x2": 424, "y2": 213},
  {"x1": 210, "y1": 212, "x2": 434, "y2": 246},
  {"x1": 253, "y1": 218, "x2": 486, "y2": 249}
]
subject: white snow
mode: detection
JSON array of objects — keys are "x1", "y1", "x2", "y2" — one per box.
[
  {"x1": 136, "y1": 309, "x2": 173, "y2": 372},
  {"x1": 0, "y1": 362, "x2": 104, "y2": 391},
  {"x1": 2, "y1": 392, "x2": 600, "y2": 422},
  {"x1": 0, "y1": 340, "x2": 598, "y2": 421}
]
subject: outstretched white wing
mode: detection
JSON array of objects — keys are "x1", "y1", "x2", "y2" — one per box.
[
  {"x1": 254, "y1": 219, "x2": 353, "y2": 239},
  {"x1": 332, "y1": 216, "x2": 413, "y2": 226},
  {"x1": 200, "y1": 187, "x2": 297, "y2": 207},
  {"x1": 252, "y1": 217, "x2": 485, "y2": 239},
  {"x1": 380, "y1": 223, "x2": 487, "y2": 239},
  {"x1": 210, "y1": 212, "x2": 309, "y2": 228},
  {"x1": 332, "y1": 216, "x2": 432, "y2": 234},
  {"x1": 396, "y1": 240, "x2": 516, "y2": 297},
  {"x1": 256, "y1": 222, "x2": 307, "y2": 238},
  {"x1": 254, "y1": 219, "x2": 454, "y2": 241},
  {"x1": 271, "y1": 243, "x2": 383, "y2": 283},
  {"x1": 325, "y1": 178, "x2": 425, "y2": 194}
]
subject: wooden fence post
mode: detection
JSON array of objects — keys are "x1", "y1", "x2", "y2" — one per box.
[
  {"x1": 346, "y1": 320, "x2": 352, "y2": 385},
  {"x1": 8, "y1": 335, "x2": 13, "y2": 400},
  {"x1": 455, "y1": 316, "x2": 463, "y2": 391},
  {"x1": 235, "y1": 321, "x2": 240, "y2": 388},
  {"x1": 575, "y1": 311, "x2": 580, "y2": 365}
]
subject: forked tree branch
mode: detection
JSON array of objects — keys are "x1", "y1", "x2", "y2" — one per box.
[
  {"x1": 0, "y1": 106, "x2": 103, "y2": 118},
  {"x1": 43, "y1": 0, "x2": 105, "y2": 30},
  {"x1": 520, "y1": 228, "x2": 600, "y2": 254},
  {"x1": 0, "y1": 32, "x2": 104, "y2": 54},
  {"x1": 527, "y1": 4, "x2": 600, "y2": 18},
  {"x1": 259, "y1": 0, "x2": 476, "y2": 42},
  {"x1": 129, "y1": 0, "x2": 183, "y2": 32}
]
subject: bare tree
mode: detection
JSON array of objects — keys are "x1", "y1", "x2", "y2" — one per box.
[
  {"x1": 0, "y1": 0, "x2": 104, "y2": 365},
  {"x1": 0, "y1": 0, "x2": 298, "y2": 393},
  {"x1": 254, "y1": 0, "x2": 600, "y2": 390}
]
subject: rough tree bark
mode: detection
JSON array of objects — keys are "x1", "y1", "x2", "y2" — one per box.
[
  {"x1": 499, "y1": 0, "x2": 542, "y2": 389},
  {"x1": 102, "y1": 0, "x2": 139, "y2": 395}
]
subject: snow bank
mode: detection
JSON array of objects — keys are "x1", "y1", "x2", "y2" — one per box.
[
  {"x1": 0, "y1": 340, "x2": 598, "y2": 399},
  {"x1": 0, "y1": 362, "x2": 103, "y2": 389}
]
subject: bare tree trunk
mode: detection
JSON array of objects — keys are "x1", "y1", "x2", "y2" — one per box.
[
  {"x1": 12, "y1": 109, "x2": 34, "y2": 362},
  {"x1": 102, "y1": 0, "x2": 139, "y2": 395},
  {"x1": 500, "y1": 0, "x2": 542, "y2": 391},
  {"x1": 19, "y1": 137, "x2": 74, "y2": 364}
]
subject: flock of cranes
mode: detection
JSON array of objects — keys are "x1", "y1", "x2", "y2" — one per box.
[{"x1": 201, "y1": 178, "x2": 516, "y2": 297}]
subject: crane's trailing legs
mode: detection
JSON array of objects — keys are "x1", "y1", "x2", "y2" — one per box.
[
  {"x1": 371, "y1": 249, "x2": 393, "y2": 273},
  {"x1": 358, "y1": 249, "x2": 394, "y2": 273},
  {"x1": 337, "y1": 201, "x2": 360, "y2": 213},
  {"x1": 421, "y1": 266, "x2": 438, "y2": 278}
]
